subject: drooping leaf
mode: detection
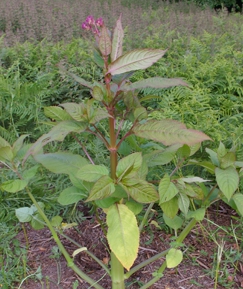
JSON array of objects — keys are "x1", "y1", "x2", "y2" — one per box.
[
  {"x1": 89, "y1": 108, "x2": 110, "y2": 124},
  {"x1": 159, "y1": 174, "x2": 179, "y2": 203},
  {"x1": 107, "y1": 49, "x2": 167, "y2": 75},
  {"x1": 232, "y1": 194, "x2": 243, "y2": 216},
  {"x1": 86, "y1": 175, "x2": 115, "y2": 202},
  {"x1": 76, "y1": 165, "x2": 109, "y2": 182},
  {"x1": 111, "y1": 15, "x2": 124, "y2": 62},
  {"x1": 176, "y1": 144, "x2": 191, "y2": 159},
  {"x1": 44, "y1": 106, "x2": 72, "y2": 121},
  {"x1": 133, "y1": 120, "x2": 211, "y2": 146},
  {"x1": 1, "y1": 179, "x2": 28, "y2": 193},
  {"x1": 215, "y1": 167, "x2": 239, "y2": 201},
  {"x1": 178, "y1": 193, "x2": 190, "y2": 215},
  {"x1": 99, "y1": 25, "x2": 112, "y2": 56},
  {"x1": 34, "y1": 152, "x2": 88, "y2": 176},
  {"x1": 166, "y1": 248, "x2": 183, "y2": 268},
  {"x1": 163, "y1": 214, "x2": 183, "y2": 231},
  {"x1": 58, "y1": 186, "x2": 87, "y2": 205},
  {"x1": 121, "y1": 77, "x2": 188, "y2": 91},
  {"x1": 121, "y1": 180, "x2": 158, "y2": 203},
  {"x1": 181, "y1": 177, "x2": 211, "y2": 183},
  {"x1": 107, "y1": 204, "x2": 139, "y2": 271},
  {"x1": 160, "y1": 197, "x2": 179, "y2": 218},
  {"x1": 188, "y1": 160, "x2": 215, "y2": 175},
  {"x1": 24, "y1": 120, "x2": 86, "y2": 161}
]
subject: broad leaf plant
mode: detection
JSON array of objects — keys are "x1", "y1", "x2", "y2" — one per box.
[{"x1": 1, "y1": 16, "x2": 243, "y2": 289}]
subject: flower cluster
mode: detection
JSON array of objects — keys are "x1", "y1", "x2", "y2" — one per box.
[{"x1": 81, "y1": 15, "x2": 104, "y2": 35}]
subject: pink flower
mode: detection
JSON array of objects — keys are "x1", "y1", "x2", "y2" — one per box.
[
  {"x1": 81, "y1": 22, "x2": 91, "y2": 30},
  {"x1": 86, "y1": 15, "x2": 95, "y2": 25},
  {"x1": 96, "y1": 17, "x2": 104, "y2": 27}
]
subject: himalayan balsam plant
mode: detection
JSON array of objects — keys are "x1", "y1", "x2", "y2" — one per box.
[{"x1": 1, "y1": 15, "x2": 243, "y2": 289}]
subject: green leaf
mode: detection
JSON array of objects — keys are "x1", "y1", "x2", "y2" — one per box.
[
  {"x1": 178, "y1": 193, "x2": 190, "y2": 215},
  {"x1": 125, "y1": 200, "x2": 143, "y2": 215},
  {"x1": 31, "y1": 213, "x2": 45, "y2": 230},
  {"x1": 89, "y1": 108, "x2": 110, "y2": 124},
  {"x1": 232, "y1": 194, "x2": 243, "y2": 216},
  {"x1": 0, "y1": 136, "x2": 10, "y2": 148},
  {"x1": 58, "y1": 186, "x2": 87, "y2": 205},
  {"x1": 1, "y1": 179, "x2": 28, "y2": 193},
  {"x1": 95, "y1": 197, "x2": 119, "y2": 209},
  {"x1": 177, "y1": 144, "x2": 191, "y2": 159},
  {"x1": 86, "y1": 176, "x2": 115, "y2": 202},
  {"x1": 188, "y1": 160, "x2": 215, "y2": 175},
  {"x1": 35, "y1": 152, "x2": 88, "y2": 176},
  {"x1": 134, "y1": 107, "x2": 147, "y2": 121},
  {"x1": 166, "y1": 248, "x2": 183, "y2": 268},
  {"x1": 121, "y1": 77, "x2": 188, "y2": 91},
  {"x1": 60, "y1": 103, "x2": 86, "y2": 122},
  {"x1": 133, "y1": 120, "x2": 211, "y2": 146},
  {"x1": 22, "y1": 165, "x2": 39, "y2": 181},
  {"x1": 107, "y1": 204, "x2": 139, "y2": 271},
  {"x1": 159, "y1": 174, "x2": 179, "y2": 203},
  {"x1": 24, "y1": 120, "x2": 86, "y2": 160},
  {"x1": 215, "y1": 167, "x2": 239, "y2": 201},
  {"x1": 15, "y1": 207, "x2": 34, "y2": 222},
  {"x1": 121, "y1": 180, "x2": 158, "y2": 203},
  {"x1": 163, "y1": 214, "x2": 183, "y2": 231},
  {"x1": 0, "y1": 146, "x2": 13, "y2": 161},
  {"x1": 143, "y1": 144, "x2": 181, "y2": 167},
  {"x1": 160, "y1": 197, "x2": 179, "y2": 218},
  {"x1": 51, "y1": 216, "x2": 63, "y2": 227},
  {"x1": 205, "y1": 148, "x2": 220, "y2": 166},
  {"x1": 44, "y1": 106, "x2": 72, "y2": 121},
  {"x1": 186, "y1": 208, "x2": 205, "y2": 221},
  {"x1": 116, "y1": 152, "x2": 142, "y2": 180},
  {"x1": 107, "y1": 49, "x2": 167, "y2": 75},
  {"x1": 62, "y1": 69, "x2": 93, "y2": 89},
  {"x1": 99, "y1": 25, "x2": 112, "y2": 56},
  {"x1": 111, "y1": 15, "x2": 124, "y2": 62},
  {"x1": 92, "y1": 86, "x2": 104, "y2": 101},
  {"x1": 217, "y1": 142, "x2": 227, "y2": 160},
  {"x1": 221, "y1": 152, "x2": 236, "y2": 169},
  {"x1": 76, "y1": 165, "x2": 109, "y2": 182},
  {"x1": 181, "y1": 177, "x2": 211, "y2": 183},
  {"x1": 12, "y1": 135, "x2": 29, "y2": 156},
  {"x1": 93, "y1": 49, "x2": 104, "y2": 68}
]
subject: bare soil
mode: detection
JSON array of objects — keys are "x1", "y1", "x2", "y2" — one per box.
[{"x1": 16, "y1": 204, "x2": 243, "y2": 289}]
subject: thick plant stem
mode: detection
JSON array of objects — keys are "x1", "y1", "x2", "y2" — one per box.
[
  {"x1": 108, "y1": 113, "x2": 125, "y2": 289},
  {"x1": 110, "y1": 253, "x2": 125, "y2": 289},
  {"x1": 139, "y1": 218, "x2": 198, "y2": 289},
  {"x1": 26, "y1": 189, "x2": 105, "y2": 289}
]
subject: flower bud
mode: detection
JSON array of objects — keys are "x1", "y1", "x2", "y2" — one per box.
[{"x1": 96, "y1": 17, "x2": 104, "y2": 27}]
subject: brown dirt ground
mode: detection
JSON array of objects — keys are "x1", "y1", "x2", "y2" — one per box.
[{"x1": 15, "y1": 203, "x2": 243, "y2": 289}]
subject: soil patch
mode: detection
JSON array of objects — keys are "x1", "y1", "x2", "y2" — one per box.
[{"x1": 16, "y1": 204, "x2": 243, "y2": 289}]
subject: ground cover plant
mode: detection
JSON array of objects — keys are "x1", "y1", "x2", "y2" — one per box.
[{"x1": 1, "y1": 13, "x2": 243, "y2": 289}]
